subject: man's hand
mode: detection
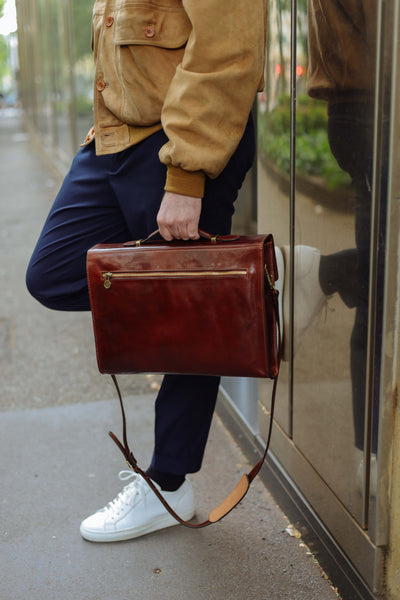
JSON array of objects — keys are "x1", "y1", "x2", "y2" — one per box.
[{"x1": 157, "y1": 192, "x2": 202, "y2": 241}]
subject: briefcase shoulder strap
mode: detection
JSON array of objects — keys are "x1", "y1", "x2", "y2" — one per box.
[{"x1": 109, "y1": 373, "x2": 279, "y2": 528}]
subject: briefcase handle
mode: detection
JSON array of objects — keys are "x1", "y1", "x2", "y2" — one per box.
[{"x1": 123, "y1": 229, "x2": 240, "y2": 247}]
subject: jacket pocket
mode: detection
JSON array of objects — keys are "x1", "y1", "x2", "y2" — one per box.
[{"x1": 113, "y1": 2, "x2": 191, "y2": 48}]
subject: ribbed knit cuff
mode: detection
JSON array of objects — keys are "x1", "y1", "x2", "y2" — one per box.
[{"x1": 164, "y1": 165, "x2": 206, "y2": 198}]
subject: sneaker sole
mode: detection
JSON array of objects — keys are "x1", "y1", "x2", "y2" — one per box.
[{"x1": 80, "y1": 508, "x2": 196, "y2": 543}]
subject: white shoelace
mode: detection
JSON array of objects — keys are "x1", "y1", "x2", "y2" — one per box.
[{"x1": 102, "y1": 471, "x2": 148, "y2": 519}]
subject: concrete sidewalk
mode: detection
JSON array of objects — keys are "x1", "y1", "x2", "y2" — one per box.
[{"x1": 0, "y1": 109, "x2": 340, "y2": 600}]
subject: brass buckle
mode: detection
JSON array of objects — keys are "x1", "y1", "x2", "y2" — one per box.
[{"x1": 265, "y1": 266, "x2": 278, "y2": 294}]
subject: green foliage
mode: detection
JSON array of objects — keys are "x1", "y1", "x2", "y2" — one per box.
[
  {"x1": 75, "y1": 94, "x2": 93, "y2": 116},
  {"x1": 0, "y1": 0, "x2": 8, "y2": 79},
  {"x1": 72, "y1": 1, "x2": 94, "y2": 63},
  {"x1": 258, "y1": 94, "x2": 351, "y2": 190},
  {"x1": 0, "y1": 34, "x2": 9, "y2": 84}
]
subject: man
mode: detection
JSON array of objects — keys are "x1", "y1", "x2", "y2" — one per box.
[{"x1": 26, "y1": 0, "x2": 267, "y2": 542}]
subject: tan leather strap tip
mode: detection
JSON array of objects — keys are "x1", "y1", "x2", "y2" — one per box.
[{"x1": 208, "y1": 474, "x2": 250, "y2": 523}]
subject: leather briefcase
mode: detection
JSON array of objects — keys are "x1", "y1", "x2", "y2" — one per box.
[
  {"x1": 86, "y1": 230, "x2": 281, "y2": 528},
  {"x1": 86, "y1": 230, "x2": 279, "y2": 379}
]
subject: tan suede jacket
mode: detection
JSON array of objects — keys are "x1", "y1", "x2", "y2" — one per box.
[
  {"x1": 307, "y1": 0, "x2": 377, "y2": 103},
  {"x1": 88, "y1": 0, "x2": 267, "y2": 197}
]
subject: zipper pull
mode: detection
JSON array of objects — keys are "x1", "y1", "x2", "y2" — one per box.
[{"x1": 104, "y1": 272, "x2": 113, "y2": 289}]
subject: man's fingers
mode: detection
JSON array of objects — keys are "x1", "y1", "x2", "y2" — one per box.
[
  {"x1": 157, "y1": 192, "x2": 202, "y2": 240},
  {"x1": 187, "y1": 224, "x2": 200, "y2": 240},
  {"x1": 157, "y1": 222, "x2": 174, "y2": 240}
]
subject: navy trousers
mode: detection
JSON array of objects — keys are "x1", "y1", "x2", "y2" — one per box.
[{"x1": 26, "y1": 119, "x2": 255, "y2": 474}]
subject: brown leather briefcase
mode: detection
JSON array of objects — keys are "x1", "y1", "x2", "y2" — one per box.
[
  {"x1": 86, "y1": 230, "x2": 279, "y2": 379},
  {"x1": 86, "y1": 230, "x2": 280, "y2": 528}
]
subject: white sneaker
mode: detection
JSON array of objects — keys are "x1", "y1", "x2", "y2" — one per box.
[
  {"x1": 80, "y1": 471, "x2": 195, "y2": 542},
  {"x1": 280, "y1": 245, "x2": 326, "y2": 360}
]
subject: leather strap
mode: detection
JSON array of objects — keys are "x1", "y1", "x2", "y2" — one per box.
[{"x1": 108, "y1": 289, "x2": 281, "y2": 528}]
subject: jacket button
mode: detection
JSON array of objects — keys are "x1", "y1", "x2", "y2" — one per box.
[
  {"x1": 96, "y1": 80, "x2": 106, "y2": 92},
  {"x1": 105, "y1": 16, "x2": 114, "y2": 27},
  {"x1": 144, "y1": 25, "x2": 155, "y2": 38}
]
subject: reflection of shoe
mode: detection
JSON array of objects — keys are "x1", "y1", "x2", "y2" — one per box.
[
  {"x1": 80, "y1": 471, "x2": 195, "y2": 542},
  {"x1": 281, "y1": 245, "x2": 326, "y2": 360}
]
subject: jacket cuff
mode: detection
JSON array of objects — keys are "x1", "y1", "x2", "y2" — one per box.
[{"x1": 164, "y1": 165, "x2": 206, "y2": 198}]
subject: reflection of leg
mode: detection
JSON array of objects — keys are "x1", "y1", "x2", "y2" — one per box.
[
  {"x1": 328, "y1": 102, "x2": 376, "y2": 455},
  {"x1": 278, "y1": 240, "x2": 374, "y2": 454},
  {"x1": 351, "y1": 305, "x2": 368, "y2": 451},
  {"x1": 319, "y1": 249, "x2": 363, "y2": 308},
  {"x1": 320, "y1": 247, "x2": 371, "y2": 454},
  {"x1": 352, "y1": 322, "x2": 380, "y2": 455},
  {"x1": 353, "y1": 298, "x2": 379, "y2": 497}
]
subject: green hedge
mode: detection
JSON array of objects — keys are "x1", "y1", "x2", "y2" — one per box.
[{"x1": 258, "y1": 95, "x2": 351, "y2": 190}]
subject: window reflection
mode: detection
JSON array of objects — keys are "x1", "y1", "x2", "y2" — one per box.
[
  {"x1": 306, "y1": 0, "x2": 384, "y2": 459},
  {"x1": 303, "y1": 1, "x2": 389, "y2": 514},
  {"x1": 259, "y1": 0, "x2": 387, "y2": 524}
]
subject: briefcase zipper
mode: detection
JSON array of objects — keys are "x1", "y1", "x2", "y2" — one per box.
[{"x1": 102, "y1": 269, "x2": 248, "y2": 289}]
